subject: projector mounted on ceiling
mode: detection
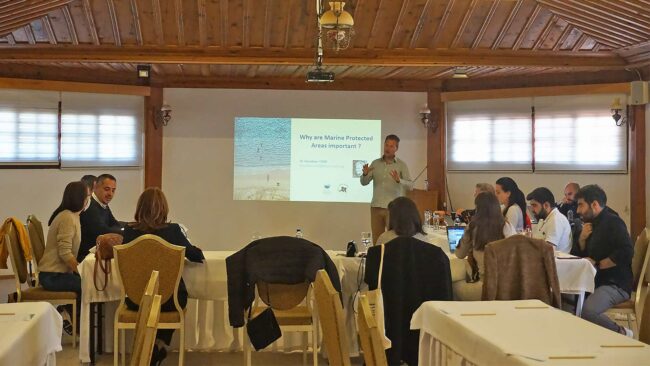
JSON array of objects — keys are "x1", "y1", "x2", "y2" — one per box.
[{"x1": 306, "y1": 68, "x2": 335, "y2": 83}]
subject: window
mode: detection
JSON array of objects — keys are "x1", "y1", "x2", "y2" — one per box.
[
  {"x1": 0, "y1": 89, "x2": 143, "y2": 167},
  {"x1": 534, "y1": 95, "x2": 627, "y2": 172},
  {"x1": 447, "y1": 98, "x2": 533, "y2": 171},
  {"x1": 446, "y1": 94, "x2": 627, "y2": 172}
]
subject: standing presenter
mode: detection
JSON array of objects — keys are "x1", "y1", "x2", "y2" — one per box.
[{"x1": 360, "y1": 134, "x2": 413, "y2": 244}]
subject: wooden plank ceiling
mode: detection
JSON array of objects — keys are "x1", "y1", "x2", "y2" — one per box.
[{"x1": 0, "y1": 0, "x2": 648, "y2": 88}]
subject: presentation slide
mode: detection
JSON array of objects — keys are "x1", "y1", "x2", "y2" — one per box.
[{"x1": 233, "y1": 117, "x2": 381, "y2": 203}]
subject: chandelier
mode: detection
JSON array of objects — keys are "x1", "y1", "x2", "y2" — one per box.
[{"x1": 319, "y1": 1, "x2": 355, "y2": 51}]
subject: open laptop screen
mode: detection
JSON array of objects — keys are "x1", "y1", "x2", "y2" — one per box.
[{"x1": 446, "y1": 226, "x2": 465, "y2": 253}]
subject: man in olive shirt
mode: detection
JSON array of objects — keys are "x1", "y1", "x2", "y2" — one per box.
[
  {"x1": 573, "y1": 184, "x2": 634, "y2": 337},
  {"x1": 360, "y1": 134, "x2": 413, "y2": 244}
]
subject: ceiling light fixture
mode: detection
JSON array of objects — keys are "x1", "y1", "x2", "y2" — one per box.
[
  {"x1": 452, "y1": 67, "x2": 469, "y2": 79},
  {"x1": 319, "y1": 1, "x2": 355, "y2": 52}
]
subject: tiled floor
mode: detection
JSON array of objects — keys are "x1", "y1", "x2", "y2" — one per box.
[{"x1": 57, "y1": 346, "x2": 364, "y2": 365}]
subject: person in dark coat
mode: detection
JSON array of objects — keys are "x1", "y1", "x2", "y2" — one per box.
[
  {"x1": 122, "y1": 187, "x2": 204, "y2": 364},
  {"x1": 78, "y1": 174, "x2": 123, "y2": 262},
  {"x1": 365, "y1": 236, "x2": 452, "y2": 365}
]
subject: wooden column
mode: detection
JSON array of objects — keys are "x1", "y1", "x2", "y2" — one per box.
[
  {"x1": 144, "y1": 87, "x2": 163, "y2": 188},
  {"x1": 630, "y1": 104, "x2": 646, "y2": 240},
  {"x1": 427, "y1": 90, "x2": 446, "y2": 210}
]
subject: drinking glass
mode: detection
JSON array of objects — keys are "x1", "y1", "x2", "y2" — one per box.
[{"x1": 361, "y1": 232, "x2": 372, "y2": 251}]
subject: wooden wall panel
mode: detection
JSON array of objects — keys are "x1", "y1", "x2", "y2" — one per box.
[
  {"x1": 630, "y1": 104, "x2": 646, "y2": 241},
  {"x1": 144, "y1": 87, "x2": 163, "y2": 188}
]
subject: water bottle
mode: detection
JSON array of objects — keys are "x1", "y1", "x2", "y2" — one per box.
[
  {"x1": 295, "y1": 228, "x2": 303, "y2": 238},
  {"x1": 424, "y1": 210, "x2": 432, "y2": 228},
  {"x1": 432, "y1": 212, "x2": 440, "y2": 230},
  {"x1": 424, "y1": 179, "x2": 429, "y2": 191}
]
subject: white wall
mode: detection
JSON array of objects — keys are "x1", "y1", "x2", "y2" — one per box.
[
  {"x1": 0, "y1": 169, "x2": 143, "y2": 226},
  {"x1": 162, "y1": 89, "x2": 427, "y2": 250},
  {"x1": 447, "y1": 172, "x2": 631, "y2": 227}
]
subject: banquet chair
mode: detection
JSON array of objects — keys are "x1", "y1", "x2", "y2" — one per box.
[
  {"x1": 244, "y1": 281, "x2": 318, "y2": 366},
  {"x1": 114, "y1": 235, "x2": 185, "y2": 366},
  {"x1": 4, "y1": 229, "x2": 77, "y2": 347},
  {"x1": 637, "y1": 266, "x2": 650, "y2": 344},
  {"x1": 313, "y1": 270, "x2": 350, "y2": 366},
  {"x1": 482, "y1": 235, "x2": 561, "y2": 308},
  {"x1": 130, "y1": 271, "x2": 160, "y2": 366},
  {"x1": 606, "y1": 228, "x2": 650, "y2": 337},
  {"x1": 357, "y1": 294, "x2": 388, "y2": 366},
  {"x1": 26, "y1": 215, "x2": 46, "y2": 286}
]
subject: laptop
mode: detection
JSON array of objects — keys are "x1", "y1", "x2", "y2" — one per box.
[{"x1": 446, "y1": 226, "x2": 465, "y2": 253}]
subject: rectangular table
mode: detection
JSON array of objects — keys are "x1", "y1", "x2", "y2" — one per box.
[
  {"x1": 411, "y1": 300, "x2": 650, "y2": 366},
  {"x1": 0, "y1": 302, "x2": 63, "y2": 366}
]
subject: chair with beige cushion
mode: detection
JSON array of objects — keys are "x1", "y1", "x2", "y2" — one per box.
[
  {"x1": 606, "y1": 228, "x2": 650, "y2": 336},
  {"x1": 638, "y1": 264, "x2": 650, "y2": 344},
  {"x1": 130, "y1": 270, "x2": 160, "y2": 366},
  {"x1": 113, "y1": 235, "x2": 185, "y2": 366},
  {"x1": 4, "y1": 228, "x2": 77, "y2": 347},
  {"x1": 244, "y1": 281, "x2": 318, "y2": 366},
  {"x1": 26, "y1": 215, "x2": 46, "y2": 285},
  {"x1": 313, "y1": 270, "x2": 350, "y2": 366},
  {"x1": 357, "y1": 294, "x2": 388, "y2": 366}
]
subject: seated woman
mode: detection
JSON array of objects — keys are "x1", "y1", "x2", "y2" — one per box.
[
  {"x1": 122, "y1": 187, "x2": 204, "y2": 364},
  {"x1": 454, "y1": 192, "x2": 517, "y2": 301},
  {"x1": 39, "y1": 181, "x2": 89, "y2": 333},
  {"x1": 495, "y1": 177, "x2": 529, "y2": 232},
  {"x1": 455, "y1": 182, "x2": 496, "y2": 223},
  {"x1": 375, "y1": 197, "x2": 428, "y2": 246}
]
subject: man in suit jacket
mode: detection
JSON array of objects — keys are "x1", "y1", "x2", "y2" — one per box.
[{"x1": 78, "y1": 174, "x2": 123, "y2": 262}]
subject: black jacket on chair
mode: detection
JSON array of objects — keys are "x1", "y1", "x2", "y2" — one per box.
[
  {"x1": 365, "y1": 236, "x2": 453, "y2": 366},
  {"x1": 226, "y1": 236, "x2": 342, "y2": 328}
]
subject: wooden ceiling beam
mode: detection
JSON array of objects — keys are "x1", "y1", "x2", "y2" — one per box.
[
  {"x1": 429, "y1": 0, "x2": 454, "y2": 48},
  {"x1": 562, "y1": 0, "x2": 650, "y2": 32},
  {"x1": 0, "y1": 46, "x2": 628, "y2": 67},
  {"x1": 106, "y1": 0, "x2": 121, "y2": 46},
  {"x1": 552, "y1": 23, "x2": 572, "y2": 51},
  {"x1": 129, "y1": 0, "x2": 143, "y2": 46},
  {"x1": 492, "y1": 0, "x2": 522, "y2": 50},
  {"x1": 151, "y1": 0, "x2": 164, "y2": 45},
  {"x1": 537, "y1": 1, "x2": 641, "y2": 46},
  {"x1": 539, "y1": 0, "x2": 649, "y2": 37},
  {"x1": 450, "y1": 0, "x2": 478, "y2": 48},
  {"x1": 512, "y1": 4, "x2": 541, "y2": 50},
  {"x1": 471, "y1": 0, "x2": 498, "y2": 49},
  {"x1": 533, "y1": 15, "x2": 556, "y2": 50},
  {"x1": 366, "y1": 0, "x2": 386, "y2": 49},
  {"x1": 388, "y1": 0, "x2": 409, "y2": 49},
  {"x1": 81, "y1": 0, "x2": 99, "y2": 45},
  {"x1": 175, "y1": 0, "x2": 185, "y2": 46},
  {"x1": 409, "y1": 0, "x2": 431, "y2": 48},
  {"x1": 62, "y1": 5, "x2": 78, "y2": 45},
  {"x1": 41, "y1": 15, "x2": 57, "y2": 45}
]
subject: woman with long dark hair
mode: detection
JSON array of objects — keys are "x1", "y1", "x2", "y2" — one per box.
[
  {"x1": 495, "y1": 177, "x2": 527, "y2": 231},
  {"x1": 40, "y1": 181, "x2": 89, "y2": 334},
  {"x1": 453, "y1": 192, "x2": 516, "y2": 300},
  {"x1": 375, "y1": 196, "x2": 428, "y2": 245}
]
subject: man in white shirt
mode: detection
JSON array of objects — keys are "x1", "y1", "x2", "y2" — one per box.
[{"x1": 527, "y1": 187, "x2": 572, "y2": 252}]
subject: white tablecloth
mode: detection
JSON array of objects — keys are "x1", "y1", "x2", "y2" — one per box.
[
  {"x1": 411, "y1": 300, "x2": 650, "y2": 366},
  {"x1": 78, "y1": 251, "x2": 351, "y2": 362},
  {"x1": 0, "y1": 302, "x2": 62, "y2": 366}
]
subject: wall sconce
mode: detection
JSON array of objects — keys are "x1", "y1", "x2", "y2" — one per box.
[
  {"x1": 155, "y1": 103, "x2": 171, "y2": 129},
  {"x1": 420, "y1": 104, "x2": 438, "y2": 131},
  {"x1": 610, "y1": 97, "x2": 630, "y2": 128}
]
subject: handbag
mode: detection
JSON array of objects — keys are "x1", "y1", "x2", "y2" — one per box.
[
  {"x1": 93, "y1": 233, "x2": 123, "y2": 291},
  {"x1": 363, "y1": 244, "x2": 391, "y2": 349},
  {"x1": 246, "y1": 285, "x2": 281, "y2": 350}
]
